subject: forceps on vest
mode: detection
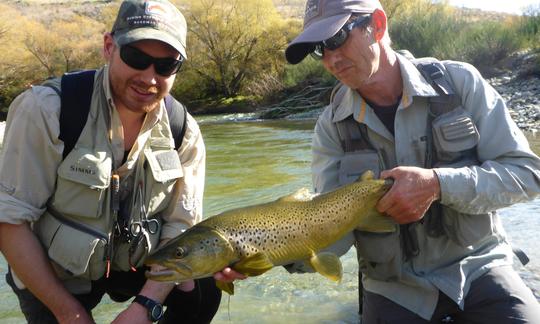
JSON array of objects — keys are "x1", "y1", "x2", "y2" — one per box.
[{"x1": 129, "y1": 182, "x2": 160, "y2": 237}]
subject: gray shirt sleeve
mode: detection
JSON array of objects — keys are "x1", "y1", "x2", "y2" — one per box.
[{"x1": 434, "y1": 61, "x2": 540, "y2": 214}]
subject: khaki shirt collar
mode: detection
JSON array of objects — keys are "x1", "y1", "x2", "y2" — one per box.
[
  {"x1": 332, "y1": 51, "x2": 439, "y2": 124},
  {"x1": 101, "y1": 65, "x2": 166, "y2": 170}
]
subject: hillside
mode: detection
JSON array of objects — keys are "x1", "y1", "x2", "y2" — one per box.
[
  {"x1": 5, "y1": 0, "x2": 518, "y2": 26},
  {"x1": 5, "y1": 0, "x2": 112, "y2": 22}
]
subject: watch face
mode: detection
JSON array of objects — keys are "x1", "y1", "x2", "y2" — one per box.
[{"x1": 150, "y1": 304, "x2": 164, "y2": 321}]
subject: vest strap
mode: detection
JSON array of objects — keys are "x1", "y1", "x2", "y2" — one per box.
[{"x1": 43, "y1": 69, "x2": 187, "y2": 159}]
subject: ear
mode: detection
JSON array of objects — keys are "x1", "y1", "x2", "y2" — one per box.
[
  {"x1": 103, "y1": 32, "x2": 116, "y2": 61},
  {"x1": 371, "y1": 9, "x2": 387, "y2": 42}
]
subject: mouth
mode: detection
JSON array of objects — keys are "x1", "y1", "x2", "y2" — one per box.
[
  {"x1": 130, "y1": 85, "x2": 158, "y2": 100},
  {"x1": 146, "y1": 268, "x2": 176, "y2": 278},
  {"x1": 335, "y1": 65, "x2": 353, "y2": 76},
  {"x1": 145, "y1": 268, "x2": 185, "y2": 282}
]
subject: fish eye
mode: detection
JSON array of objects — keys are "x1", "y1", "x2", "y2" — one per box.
[{"x1": 176, "y1": 247, "x2": 188, "y2": 259}]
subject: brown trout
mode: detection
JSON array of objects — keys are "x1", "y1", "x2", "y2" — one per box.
[{"x1": 145, "y1": 171, "x2": 395, "y2": 294}]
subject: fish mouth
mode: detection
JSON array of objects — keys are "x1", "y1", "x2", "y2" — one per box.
[
  {"x1": 144, "y1": 260, "x2": 193, "y2": 282},
  {"x1": 145, "y1": 264, "x2": 192, "y2": 282},
  {"x1": 145, "y1": 268, "x2": 177, "y2": 279}
]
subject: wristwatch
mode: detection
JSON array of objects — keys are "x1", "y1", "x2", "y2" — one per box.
[{"x1": 133, "y1": 294, "x2": 164, "y2": 322}]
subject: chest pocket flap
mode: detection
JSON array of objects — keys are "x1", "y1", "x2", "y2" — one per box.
[
  {"x1": 144, "y1": 149, "x2": 183, "y2": 183},
  {"x1": 432, "y1": 107, "x2": 479, "y2": 153},
  {"x1": 58, "y1": 149, "x2": 111, "y2": 189},
  {"x1": 53, "y1": 149, "x2": 111, "y2": 218}
]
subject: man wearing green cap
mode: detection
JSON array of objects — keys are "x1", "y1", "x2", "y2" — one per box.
[
  {"x1": 285, "y1": 0, "x2": 540, "y2": 323},
  {"x1": 0, "y1": 0, "x2": 237, "y2": 323}
]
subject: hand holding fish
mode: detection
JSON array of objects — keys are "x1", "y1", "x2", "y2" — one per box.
[
  {"x1": 378, "y1": 166, "x2": 441, "y2": 224},
  {"x1": 214, "y1": 267, "x2": 247, "y2": 283}
]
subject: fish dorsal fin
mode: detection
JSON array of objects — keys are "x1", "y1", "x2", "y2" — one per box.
[
  {"x1": 308, "y1": 252, "x2": 343, "y2": 282},
  {"x1": 359, "y1": 170, "x2": 375, "y2": 181},
  {"x1": 277, "y1": 187, "x2": 314, "y2": 202},
  {"x1": 356, "y1": 209, "x2": 397, "y2": 233},
  {"x1": 232, "y1": 252, "x2": 274, "y2": 277},
  {"x1": 216, "y1": 280, "x2": 235, "y2": 295}
]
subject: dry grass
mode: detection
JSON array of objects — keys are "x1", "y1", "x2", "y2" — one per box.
[
  {"x1": 5, "y1": 0, "x2": 113, "y2": 22},
  {"x1": 6, "y1": 0, "x2": 308, "y2": 20}
]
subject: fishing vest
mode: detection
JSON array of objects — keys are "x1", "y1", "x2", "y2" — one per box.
[
  {"x1": 332, "y1": 57, "x2": 529, "y2": 284},
  {"x1": 32, "y1": 69, "x2": 184, "y2": 291}
]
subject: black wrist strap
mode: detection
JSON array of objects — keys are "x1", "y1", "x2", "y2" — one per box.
[{"x1": 133, "y1": 295, "x2": 163, "y2": 322}]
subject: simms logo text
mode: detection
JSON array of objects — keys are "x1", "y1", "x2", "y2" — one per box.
[{"x1": 70, "y1": 165, "x2": 96, "y2": 175}]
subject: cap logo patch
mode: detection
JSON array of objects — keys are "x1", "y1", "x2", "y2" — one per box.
[
  {"x1": 124, "y1": 0, "x2": 178, "y2": 34},
  {"x1": 145, "y1": 1, "x2": 170, "y2": 19},
  {"x1": 304, "y1": 0, "x2": 321, "y2": 22}
]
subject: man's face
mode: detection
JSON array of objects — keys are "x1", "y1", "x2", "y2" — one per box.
[
  {"x1": 104, "y1": 36, "x2": 180, "y2": 114},
  {"x1": 321, "y1": 23, "x2": 380, "y2": 89}
]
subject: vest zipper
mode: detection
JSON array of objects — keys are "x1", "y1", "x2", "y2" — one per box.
[
  {"x1": 47, "y1": 208, "x2": 108, "y2": 241},
  {"x1": 47, "y1": 207, "x2": 109, "y2": 274}
]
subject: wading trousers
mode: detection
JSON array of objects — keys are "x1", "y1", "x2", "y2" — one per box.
[
  {"x1": 6, "y1": 266, "x2": 222, "y2": 324},
  {"x1": 361, "y1": 265, "x2": 540, "y2": 324}
]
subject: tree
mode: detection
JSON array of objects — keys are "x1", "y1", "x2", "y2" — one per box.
[
  {"x1": 0, "y1": 4, "x2": 39, "y2": 110},
  {"x1": 51, "y1": 15, "x2": 105, "y2": 72},
  {"x1": 23, "y1": 15, "x2": 104, "y2": 77},
  {"x1": 179, "y1": 0, "x2": 290, "y2": 98}
]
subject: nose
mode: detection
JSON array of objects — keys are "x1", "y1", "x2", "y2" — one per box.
[
  {"x1": 322, "y1": 48, "x2": 343, "y2": 70},
  {"x1": 139, "y1": 64, "x2": 159, "y2": 85}
]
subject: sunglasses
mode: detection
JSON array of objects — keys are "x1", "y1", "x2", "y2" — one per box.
[
  {"x1": 311, "y1": 14, "x2": 372, "y2": 59},
  {"x1": 119, "y1": 45, "x2": 184, "y2": 77}
]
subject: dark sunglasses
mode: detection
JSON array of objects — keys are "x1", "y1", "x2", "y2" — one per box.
[
  {"x1": 119, "y1": 45, "x2": 184, "y2": 77},
  {"x1": 311, "y1": 14, "x2": 372, "y2": 59}
]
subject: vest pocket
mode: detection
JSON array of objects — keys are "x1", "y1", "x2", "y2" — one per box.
[
  {"x1": 34, "y1": 211, "x2": 107, "y2": 280},
  {"x1": 441, "y1": 207, "x2": 494, "y2": 247},
  {"x1": 432, "y1": 107, "x2": 479, "y2": 164},
  {"x1": 338, "y1": 151, "x2": 380, "y2": 186},
  {"x1": 354, "y1": 230, "x2": 402, "y2": 281},
  {"x1": 144, "y1": 149, "x2": 183, "y2": 213},
  {"x1": 52, "y1": 149, "x2": 112, "y2": 218}
]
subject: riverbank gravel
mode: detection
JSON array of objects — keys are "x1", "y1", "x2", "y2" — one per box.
[
  {"x1": 488, "y1": 73, "x2": 540, "y2": 133},
  {"x1": 486, "y1": 50, "x2": 540, "y2": 133}
]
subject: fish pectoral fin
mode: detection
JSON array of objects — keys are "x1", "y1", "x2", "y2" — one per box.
[
  {"x1": 215, "y1": 280, "x2": 235, "y2": 295},
  {"x1": 232, "y1": 252, "x2": 274, "y2": 277},
  {"x1": 277, "y1": 188, "x2": 314, "y2": 202},
  {"x1": 356, "y1": 209, "x2": 397, "y2": 233},
  {"x1": 309, "y1": 252, "x2": 343, "y2": 282},
  {"x1": 358, "y1": 170, "x2": 375, "y2": 181}
]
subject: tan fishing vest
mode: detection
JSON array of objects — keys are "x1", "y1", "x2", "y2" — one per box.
[{"x1": 32, "y1": 74, "x2": 182, "y2": 292}]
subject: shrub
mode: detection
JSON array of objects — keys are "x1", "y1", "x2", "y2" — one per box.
[
  {"x1": 459, "y1": 21, "x2": 524, "y2": 69},
  {"x1": 281, "y1": 56, "x2": 335, "y2": 88}
]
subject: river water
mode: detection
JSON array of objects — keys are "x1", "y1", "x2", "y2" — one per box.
[{"x1": 0, "y1": 117, "x2": 539, "y2": 323}]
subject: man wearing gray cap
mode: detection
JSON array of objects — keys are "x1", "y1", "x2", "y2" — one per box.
[
  {"x1": 286, "y1": 0, "x2": 540, "y2": 322},
  {"x1": 0, "y1": 0, "x2": 234, "y2": 323}
]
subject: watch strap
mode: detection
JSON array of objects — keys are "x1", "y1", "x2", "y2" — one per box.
[{"x1": 133, "y1": 294, "x2": 164, "y2": 322}]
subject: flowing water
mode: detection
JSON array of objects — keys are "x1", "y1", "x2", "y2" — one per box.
[{"x1": 0, "y1": 117, "x2": 539, "y2": 323}]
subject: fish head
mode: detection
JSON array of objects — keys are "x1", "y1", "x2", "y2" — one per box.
[{"x1": 144, "y1": 226, "x2": 235, "y2": 282}]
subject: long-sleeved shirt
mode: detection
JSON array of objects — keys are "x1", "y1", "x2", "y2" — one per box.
[
  {"x1": 0, "y1": 65, "x2": 205, "y2": 243},
  {"x1": 311, "y1": 53, "x2": 540, "y2": 319}
]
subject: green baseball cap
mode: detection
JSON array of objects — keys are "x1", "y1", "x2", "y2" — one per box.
[{"x1": 111, "y1": 0, "x2": 188, "y2": 59}]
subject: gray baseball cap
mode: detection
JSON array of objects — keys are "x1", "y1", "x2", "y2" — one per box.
[
  {"x1": 111, "y1": 0, "x2": 188, "y2": 59},
  {"x1": 285, "y1": 0, "x2": 382, "y2": 64}
]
